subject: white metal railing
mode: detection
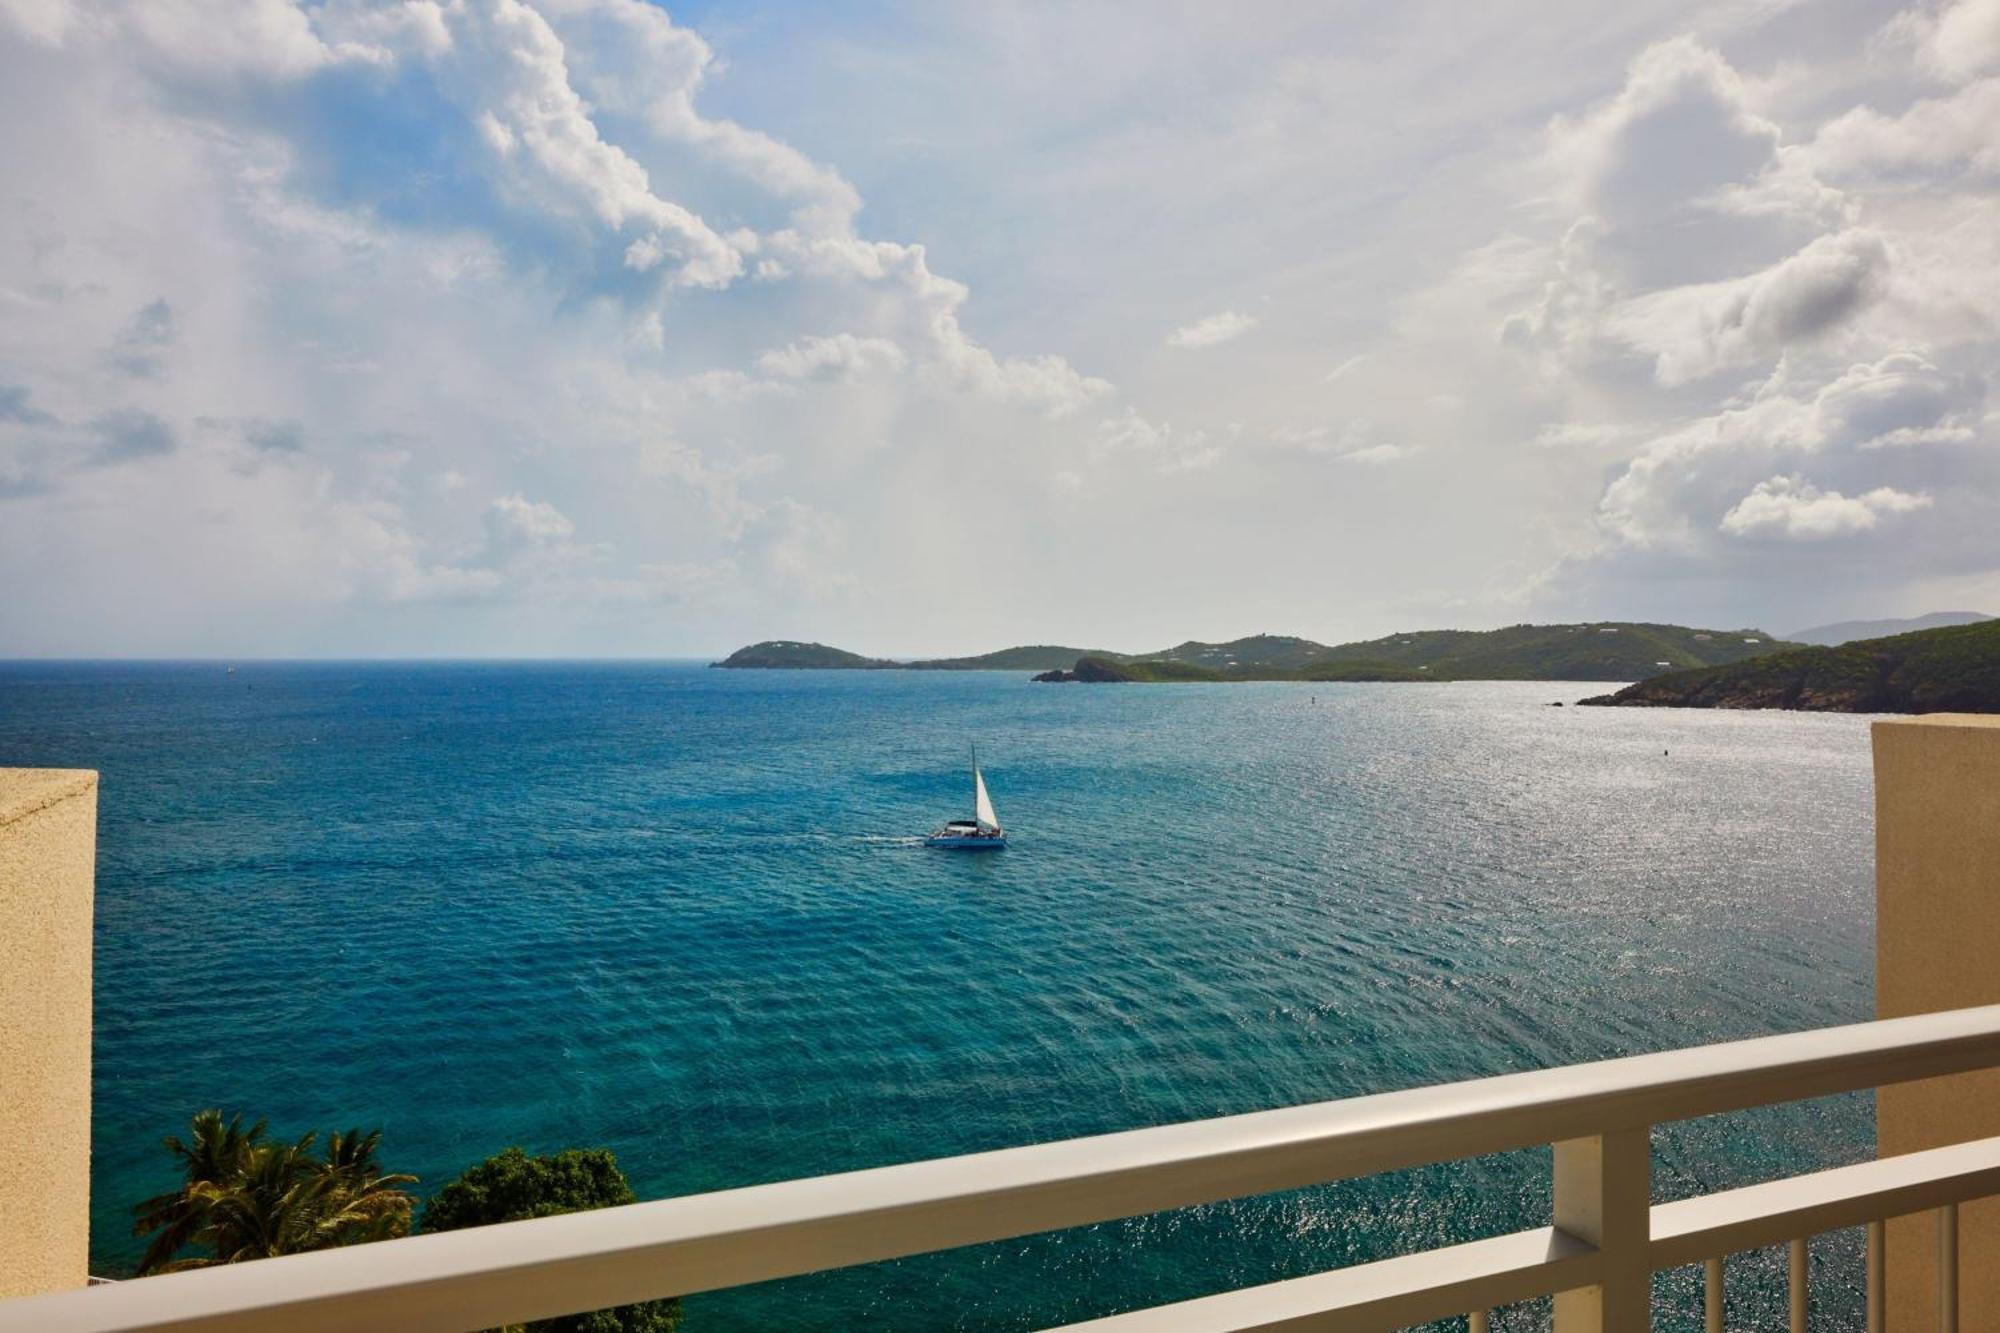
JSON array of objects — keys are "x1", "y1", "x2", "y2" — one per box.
[{"x1": 8, "y1": 1005, "x2": 2000, "y2": 1333}]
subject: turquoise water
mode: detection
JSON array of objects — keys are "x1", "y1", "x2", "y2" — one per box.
[{"x1": 0, "y1": 663, "x2": 1878, "y2": 1328}]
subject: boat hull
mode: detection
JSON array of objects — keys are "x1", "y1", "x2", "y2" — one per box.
[{"x1": 924, "y1": 834, "x2": 1006, "y2": 850}]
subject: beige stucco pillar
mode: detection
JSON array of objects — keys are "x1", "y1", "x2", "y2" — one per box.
[
  {"x1": 0, "y1": 769, "x2": 97, "y2": 1298},
  {"x1": 1875, "y1": 716, "x2": 2000, "y2": 1331}
]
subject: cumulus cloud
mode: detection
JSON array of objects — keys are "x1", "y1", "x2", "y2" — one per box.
[
  {"x1": 1501, "y1": 35, "x2": 1880, "y2": 389},
  {"x1": 1544, "y1": 37, "x2": 1840, "y2": 289},
  {"x1": 537, "y1": 0, "x2": 862, "y2": 235},
  {"x1": 1719, "y1": 474, "x2": 1931, "y2": 539},
  {"x1": 1887, "y1": 0, "x2": 2000, "y2": 83},
  {"x1": 1808, "y1": 79, "x2": 2000, "y2": 184},
  {"x1": 1167, "y1": 310, "x2": 1257, "y2": 349},
  {"x1": 1604, "y1": 230, "x2": 1892, "y2": 384},
  {"x1": 1812, "y1": 352, "x2": 1984, "y2": 448},
  {"x1": 752, "y1": 231, "x2": 1111, "y2": 414},
  {"x1": 436, "y1": 0, "x2": 744, "y2": 288},
  {"x1": 1595, "y1": 350, "x2": 1984, "y2": 555},
  {"x1": 4, "y1": 0, "x2": 1998, "y2": 652},
  {"x1": 1526, "y1": 10, "x2": 2000, "y2": 614},
  {"x1": 0, "y1": 0, "x2": 1138, "y2": 651},
  {"x1": 1094, "y1": 408, "x2": 1220, "y2": 473},
  {"x1": 488, "y1": 493, "x2": 575, "y2": 544},
  {"x1": 755, "y1": 333, "x2": 907, "y2": 382}
]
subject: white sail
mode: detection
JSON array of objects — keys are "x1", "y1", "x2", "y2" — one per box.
[{"x1": 973, "y1": 761, "x2": 1000, "y2": 831}]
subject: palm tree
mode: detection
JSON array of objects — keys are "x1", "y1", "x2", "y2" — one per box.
[
  {"x1": 133, "y1": 1112, "x2": 416, "y2": 1273},
  {"x1": 303, "y1": 1127, "x2": 419, "y2": 1250},
  {"x1": 130, "y1": 1110, "x2": 265, "y2": 1275}
]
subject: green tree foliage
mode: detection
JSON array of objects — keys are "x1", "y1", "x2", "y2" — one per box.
[
  {"x1": 1582, "y1": 618, "x2": 2000, "y2": 712},
  {"x1": 132, "y1": 1111, "x2": 416, "y2": 1274},
  {"x1": 422, "y1": 1148, "x2": 682, "y2": 1333}
]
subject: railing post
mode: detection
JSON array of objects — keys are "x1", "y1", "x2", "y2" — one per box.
[
  {"x1": 1940, "y1": 1204, "x2": 1958, "y2": 1333},
  {"x1": 1553, "y1": 1129, "x2": 1650, "y2": 1332},
  {"x1": 1868, "y1": 1219, "x2": 1885, "y2": 1333},
  {"x1": 1789, "y1": 1237, "x2": 1808, "y2": 1333}
]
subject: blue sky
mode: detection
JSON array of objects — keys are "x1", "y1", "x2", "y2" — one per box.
[{"x1": 1, "y1": 0, "x2": 1997, "y2": 655}]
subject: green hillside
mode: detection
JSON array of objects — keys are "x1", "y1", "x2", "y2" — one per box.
[
  {"x1": 1578, "y1": 619, "x2": 2000, "y2": 712},
  {"x1": 1139, "y1": 635, "x2": 1333, "y2": 672},
  {"x1": 1033, "y1": 656, "x2": 1227, "y2": 682},
  {"x1": 717, "y1": 622, "x2": 1794, "y2": 681},
  {"x1": 713, "y1": 641, "x2": 894, "y2": 669},
  {"x1": 907, "y1": 645, "x2": 1123, "y2": 671},
  {"x1": 1307, "y1": 622, "x2": 1786, "y2": 681}
]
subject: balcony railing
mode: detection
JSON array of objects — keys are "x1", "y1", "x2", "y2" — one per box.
[{"x1": 8, "y1": 1004, "x2": 2000, "y2": 1333}]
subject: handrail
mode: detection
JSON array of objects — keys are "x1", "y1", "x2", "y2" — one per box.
[
  {"x1": 1049, "y1": 1137, "x2": 2000, "y2": 1331},
  {"x1": 9, "y1": 1004, "x2": 2000, "y2": 1333}
]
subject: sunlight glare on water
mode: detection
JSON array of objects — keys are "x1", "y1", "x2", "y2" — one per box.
[{"x1": 0, "y1": 663, "x2": 1877, "y2": 1330}]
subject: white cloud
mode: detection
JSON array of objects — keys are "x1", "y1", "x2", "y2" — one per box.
[
  {"x1": 1604, "y1": 229, "x2": 1891, "y2": 384},
  {"x1": 1337, "y1": 443, "x2": 1412, "y2": 465},
  {"x1": 1167, "y1": 310, "x2": 1257, "y2": 349},
  {"x1": 488, "y1": 493, "x2": 575, "y2": 544},
  {"x1": 755, "y1": 333, "x2": 907, "y2": 382},
  {"x1": 757, "y1": 231, "x2": 1112, "y2": 415},
  {"x1": 5, "y1": 0, "x2": 2000, "y2": 653},
  {"x1": 537, "y1": 0, "x2": 863, "y2": 235},
  {"x1": 431, "y1": 0, "x2": 744, "y2": 289},
  {"x1": 1719, "y1": 474, "x2": 1931, "y2": 539},
  {"x1": 1533, "y1": 421, "x2": 1642, "y2": 448},
  {"x1": 1094, "y1": 408, "x2": 1221, "y2": 473},
  {"x1": 1544, "y1": 37, "x2": 1840, "y2": 290},
  {"x1": 1810, "y1": 351, "x2": 1985, "y2": 448},
  {"x1": 1888, "y1": 0, "x2": 2000, "y2": 83},
  {"x1": 635, "y1": 439, "x2": 771, "y2": 541},
  {"x1": 1591, "y1": 347, "x2": 1986, "y2": 559},
  {"x1": 1808, "y1": 79, "x2": 2000, "y2": 184}
]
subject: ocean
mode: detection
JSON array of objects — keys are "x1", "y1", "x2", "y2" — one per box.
[{"x1": 0, "y1": 662, "x2": 1879, "y2": 1329}]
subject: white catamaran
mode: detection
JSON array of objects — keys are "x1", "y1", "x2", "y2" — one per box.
[{"x1": 925, "y1": 748, "x2": 1006, "y2": 849}]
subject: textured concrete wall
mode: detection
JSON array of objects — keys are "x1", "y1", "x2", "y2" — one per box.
[
  {"x1": 0, "y1": 769, "x2": 97, "y2": 1298},
  {"x1": 1876, "y1": 716, "x2": 2000, "y2": 1332}
]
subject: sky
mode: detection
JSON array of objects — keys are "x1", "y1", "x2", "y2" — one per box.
[{"x1": 0, "y1": 0, "x2": 1997, "y2": 657}]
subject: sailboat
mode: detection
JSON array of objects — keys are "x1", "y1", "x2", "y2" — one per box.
[{"x1": 925, "y1": 747, "x2": 1007, "y2": 849}]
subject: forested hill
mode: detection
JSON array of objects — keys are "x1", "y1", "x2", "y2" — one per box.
[
  {"x1": 711, "y1": 641, "x2": 896, "y2": 669},
  {"x1": 1297, "y1": 622, "x2": 1784, "y2": 681},
  {"x1": 712, "y1": 642, "x2": 1103, "y2": 671},
  {"x1": 1577, "y1": 619, "x2": 2000, "y2": 712},
  {"x1": 717, "y1": 623, "x2": 1794, "y2": 682}
]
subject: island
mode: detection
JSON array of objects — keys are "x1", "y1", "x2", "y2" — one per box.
[
  {"x1": 1577, "y1": 619, "x2": 2000, "y2": 712},
  {"x1": 717, "y1": 622, "x2": 1794, "y2": 683}
]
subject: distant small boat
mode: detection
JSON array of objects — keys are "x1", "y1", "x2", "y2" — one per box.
[{"x1": 926, "y1": 748, "x2": 1006, "y2": 849}]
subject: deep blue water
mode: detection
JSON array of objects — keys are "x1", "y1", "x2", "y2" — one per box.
[{"x1": 0, "y1": 663, "x2": 1880, "y2": 1329}]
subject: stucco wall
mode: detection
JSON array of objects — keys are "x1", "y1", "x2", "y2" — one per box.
[
  {"x1": 0, "y1": 769, "x2": 97, "y2": 1298},
  {"x1": 1875, "y1": 715, "x2": 2000, "y2": 1331}
]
